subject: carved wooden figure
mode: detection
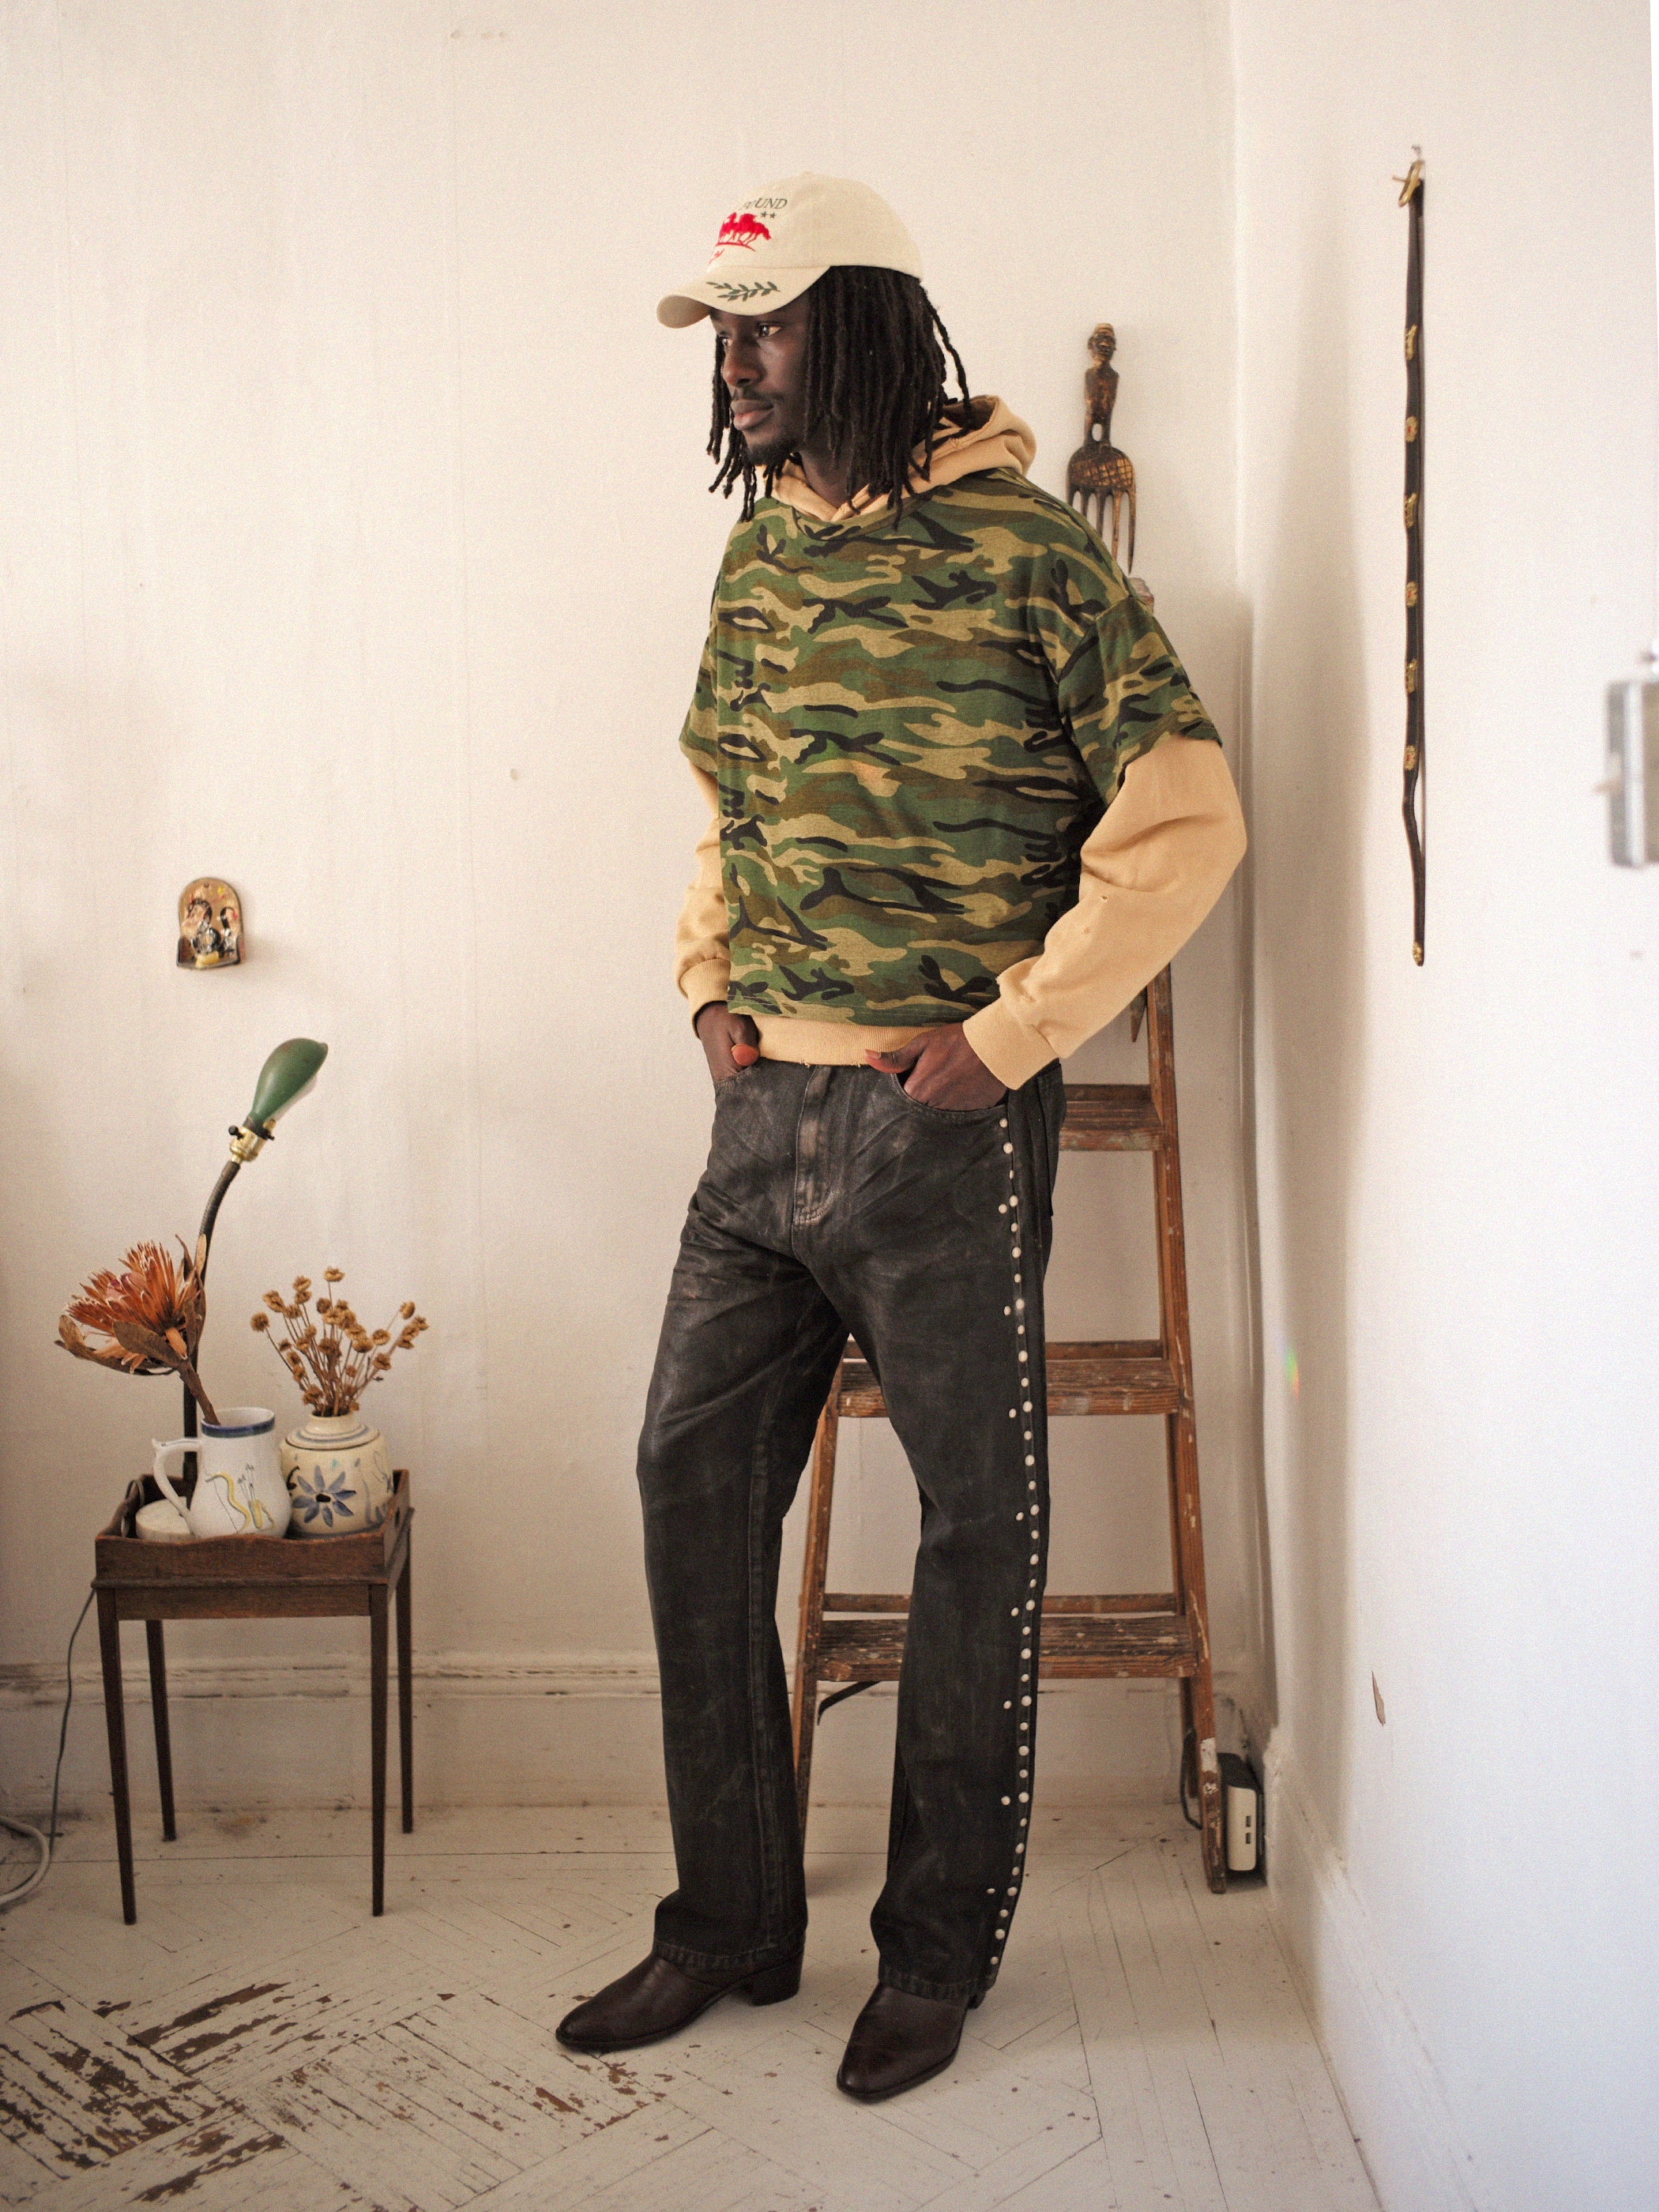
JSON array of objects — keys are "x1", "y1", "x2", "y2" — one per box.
[{"x1": 1066, "y1": 324, "x2": 1137, "y2": 571}]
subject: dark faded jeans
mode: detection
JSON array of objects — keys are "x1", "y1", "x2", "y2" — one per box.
[{"x1": 637, "y1": 1057, "x2": 1066, "y2": 2003}]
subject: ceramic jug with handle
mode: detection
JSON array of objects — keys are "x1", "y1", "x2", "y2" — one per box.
[{"x1": 152, "y1": 1406, "x2": 292, "y2": 1538}]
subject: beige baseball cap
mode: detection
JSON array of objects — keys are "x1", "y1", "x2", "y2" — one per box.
[{"x1": 656, "y1": 171, "x2": 924, "y2": 328}]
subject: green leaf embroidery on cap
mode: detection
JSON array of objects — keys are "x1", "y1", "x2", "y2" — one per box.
[{"x1": 709, "y1": 278, "x2": 780, "y2": 304}]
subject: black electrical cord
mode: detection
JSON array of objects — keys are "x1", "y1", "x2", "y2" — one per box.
[
  {"x1": 1178, "y1": 1727, "x2": 1202, "y2": 1831},
  {"x1": 0, "y1": 1589, "x2": 95, "y2": 1908},
  {"x1": 817, "y1": 1680, "x2": 877, "y2": 1721}
]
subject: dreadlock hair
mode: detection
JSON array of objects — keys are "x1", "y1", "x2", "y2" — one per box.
[{"x1": 707, "y1": 265, "x2": 978, "y2": 523}]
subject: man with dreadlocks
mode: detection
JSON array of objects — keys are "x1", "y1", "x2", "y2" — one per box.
[{"x1": 557, "y1": 174, "x2": 1246, "y2": 2099}]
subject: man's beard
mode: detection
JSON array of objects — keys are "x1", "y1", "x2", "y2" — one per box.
[{"x1": 735, "y1": 422, "x2": 797, "y2": 474}]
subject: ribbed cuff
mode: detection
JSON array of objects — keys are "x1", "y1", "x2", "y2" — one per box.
[
  {"x1": 678, "y1": 959, "x2": 731, "y2": 1029},
  {"x1": 962, "y1": 998, "x2": 1058, "y2": 1090}
]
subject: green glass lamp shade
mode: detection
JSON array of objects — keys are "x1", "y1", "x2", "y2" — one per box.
[
  {"x1": 246, "y1": 1038, "x2": 328, "y2": 1135},
  {"x1": 194, "y1": 1036, "x2": 329, "y2": 1369}
]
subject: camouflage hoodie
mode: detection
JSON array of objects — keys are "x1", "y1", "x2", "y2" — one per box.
[{"x1": 674, "y1": 399, "x2": 1246, "y2": 1087}]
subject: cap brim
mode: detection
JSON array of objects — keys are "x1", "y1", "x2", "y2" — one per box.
[{"x1": 656, "y1": 265, "x2": 827, "y2": 327}]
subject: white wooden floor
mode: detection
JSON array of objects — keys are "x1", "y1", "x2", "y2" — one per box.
[{"x1": 0, "y1": 1800, "x2": 1379, "y2": 2212}]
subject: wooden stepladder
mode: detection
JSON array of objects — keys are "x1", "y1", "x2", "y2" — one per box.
[{"x1": 788, "y1": 965, "x2": 1228, "y2": 1891}]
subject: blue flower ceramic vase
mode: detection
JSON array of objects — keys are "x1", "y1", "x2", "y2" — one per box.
[{"x1": 280, "y1": 1413, "x2": 393, "y2": 1537}]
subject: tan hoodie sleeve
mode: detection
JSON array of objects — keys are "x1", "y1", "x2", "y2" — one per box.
[
  {"x1": 961, "y1": 735, "x2": 1247, "y2": 1089},
  {"x1": 673, "y1": 764, "x2": 731, "y2": 1025}
]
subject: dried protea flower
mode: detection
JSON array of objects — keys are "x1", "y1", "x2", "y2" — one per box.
[{"x1": 58, "y1": 1240, "x2": 218, "y2": 1423}]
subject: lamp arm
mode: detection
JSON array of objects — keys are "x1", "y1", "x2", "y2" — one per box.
[
  {"x1": 195, "y1": 1156, "x2": 244, "y2": 1284},
  {"x1": 171, "y1": 1037, "x2": 326, "y2": 1473},
  {"x1": 182, "y1": 1153, "x2": 243, "y2": 1452}
]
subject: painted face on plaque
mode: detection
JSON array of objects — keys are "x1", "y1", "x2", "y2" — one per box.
[{"x1": 177, "y1": 878, "x2": 243, "y2": 969}]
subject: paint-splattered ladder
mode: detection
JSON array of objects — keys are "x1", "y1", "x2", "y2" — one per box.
[{"x1": 789, "y1": 965, "x2": 1228, "y2": 1892}]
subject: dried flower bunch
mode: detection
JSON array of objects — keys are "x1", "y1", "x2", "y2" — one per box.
[
  {"x1": 251, "y1": 1268, "x2": 427, "y2": 1417},
  {"x1": 58, "y1": 1240, "x2": 220, "y2": 1424}
]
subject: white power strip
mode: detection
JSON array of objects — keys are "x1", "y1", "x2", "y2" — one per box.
[{"x1": 1220, "y1": 1751, "x2": 1262, "y2": 1874}]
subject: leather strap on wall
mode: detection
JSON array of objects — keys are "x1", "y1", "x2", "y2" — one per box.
[{"x1": 1399, "y1": 156, "x2": 1426, "y2": 965}]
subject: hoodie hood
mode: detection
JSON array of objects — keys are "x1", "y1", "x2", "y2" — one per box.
[{"x1": 769, "y1": 396, "x2": 1036, "y2": 525}]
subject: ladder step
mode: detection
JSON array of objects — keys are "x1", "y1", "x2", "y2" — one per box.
[
  {"x1": 1060, "y1": 1083, "x2": 1162, "y2": 1150},
  {"x1": 822, "y1": 1591, "x2": 1177, "y2": 1616},
  {"x1": 1035, "y1": 1615, "x2": 1198, "y2": 1675},
  {"x1": 836, "y1": 1342, "x2": 1183, "y2": 1419},
  {"x1": 813, "y1": 1608, "x2": 1198, "y2": 1681}
]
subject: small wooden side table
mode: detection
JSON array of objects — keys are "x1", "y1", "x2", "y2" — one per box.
[{"x1": 92, "y1": 1469, "x2": 413, "y2": 1924}]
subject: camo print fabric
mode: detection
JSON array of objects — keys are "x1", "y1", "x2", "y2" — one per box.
[{"x1": 679, "y1": 468, "x2": 1221, "y2": 1026}]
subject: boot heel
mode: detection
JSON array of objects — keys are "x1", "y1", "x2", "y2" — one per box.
[{"x1": 745, "y1": 1957, "x2": 803, "y2": 2005}]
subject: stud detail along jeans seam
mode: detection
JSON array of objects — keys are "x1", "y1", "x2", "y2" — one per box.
[{"x1": 637, "y1": 1058, "x2": 1063, "y2": 1994}]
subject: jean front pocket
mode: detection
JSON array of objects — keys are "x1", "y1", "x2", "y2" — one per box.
[{"x1": 883, "y1": 1071, "x2": 1009, "y2": 1125}]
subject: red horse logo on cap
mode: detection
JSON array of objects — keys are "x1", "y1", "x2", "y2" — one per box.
[{"x1": 714, "y1": 211, "x2": 771, "y2": 252}]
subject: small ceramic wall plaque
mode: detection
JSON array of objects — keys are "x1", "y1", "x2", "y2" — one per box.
[{"x1": 177, "y1": 878, "x2": 243, "y2": 969}]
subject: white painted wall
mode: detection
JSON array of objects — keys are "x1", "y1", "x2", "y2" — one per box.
[
  {"x1": 0, "y1": 2, "x2": 1252, "y2": 1817},
  {"x1": 1232, "y1": 2, "x2": 1659, "y2": 2206}
]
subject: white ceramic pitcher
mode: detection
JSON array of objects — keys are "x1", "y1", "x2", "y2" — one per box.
[{"x1": 152, "y1": 1406, "x2": 292, "y2": 1538}]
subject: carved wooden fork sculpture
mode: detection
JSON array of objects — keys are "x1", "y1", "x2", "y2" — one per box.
[{"x1": 1066, "y1": 322, "x2": 1137, "y2": 573}]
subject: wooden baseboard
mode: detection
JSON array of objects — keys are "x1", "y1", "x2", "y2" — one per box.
[
  {"x1": 0, "y1": 1649, "x2": 662, "y2": 1709},
  {"x1": 0, "y1": 1649, "x2": 1251, "y2": 1820},
  {"x1": 1262, "y1": 1739, "x2": 1491, "y2": 2212},
  {"x1": 0, "y1": 1649, "x2": 1258, "y2": 1711}
]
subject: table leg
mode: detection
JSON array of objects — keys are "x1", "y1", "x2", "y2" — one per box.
[
  {"x1": 145, "y1": 1622, "x2": 176, "y2": 1842},
  {"x1": 396, "y1": 1532, "x2": 413, "y2": 1834},
  {"x1": 370, "y1": 1585, "x2": 388, "y2": 1916},
  {"x1": 97, "y1": 1595, "x2": 136, "y2": 1924}
]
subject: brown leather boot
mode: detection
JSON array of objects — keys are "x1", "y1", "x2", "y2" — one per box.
[
  {"x1": 835, "y1": 1982, "x2": 972, "y2": 2101},
  {"x1": 555, "y1": 1951, "x2": 801, "y2": 2055}
]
